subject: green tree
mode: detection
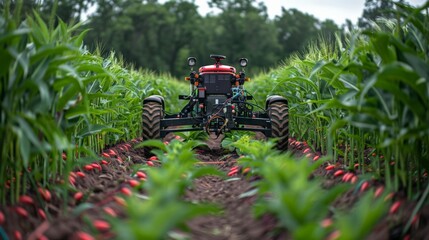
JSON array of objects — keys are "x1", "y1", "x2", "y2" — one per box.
[
  {"x1": 275, "y1": 8, "x2": 319, "y2": 55},
  {"x1": 206, "y1": 0, "x2": 281, "y2": 73},
  {"x1": 161, "y1": 0, "x2": 201, "y2": 76},
  {"x1": 1, "y1": 0, "x2": 95, "y2": 23},
  {"x1": 320, "y1": 19, "x2": 340, "y2": 38},
  {"x1": 274, "y1": 8, "x2": 342, "y2": 56},
  {"x1": 358, "y1": 0, "x2": 405, "y2": 29},
  {"x1": 85, "y1": 0, "x2": 200, "y2": 76}
]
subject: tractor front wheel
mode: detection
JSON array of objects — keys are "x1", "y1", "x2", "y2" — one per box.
[{"x1": 268, "y1": 101, "x2": 289, "y2": 151}]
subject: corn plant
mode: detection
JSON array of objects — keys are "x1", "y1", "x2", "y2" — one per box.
[
  {"x1": 0, "y1": 6, "x2": 188, "y2": 205},
  {"x1": 247, "y1": 36, "x2": 346, "y2": 154},
  {"x1": 249, "y1": 2, "x2": 429, "y2": 196},
  {"x1": 0, "y1": 12, "x2": 92, "y2": 204},
  {"x1": 111, "y1": 140, "x2": 221, "y2": 239},
  {"x1": 323, "y1": 2, "x2": 429, "y2": 194}
]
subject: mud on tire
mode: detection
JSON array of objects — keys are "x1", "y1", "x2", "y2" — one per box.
[{"x1": 268, "y1": 102, "x2": 289, "y2": 151}]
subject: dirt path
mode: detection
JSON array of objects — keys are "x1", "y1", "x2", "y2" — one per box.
[{"x1": 184, "y1": 150, "x2": 281, "y2": 240}]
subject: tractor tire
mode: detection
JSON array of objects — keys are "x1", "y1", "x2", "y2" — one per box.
[
  {"x1": 268, "y1": 102, "x2": 289, "y2": 151},
  {"x1": 142, "y1": 101, "x2": 163, "y2": 154}
]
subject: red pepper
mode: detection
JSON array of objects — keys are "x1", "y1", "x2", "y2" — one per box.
[
  {"x1": 93, "y1": 220, "x2": 110, "y2": 232},
  {"x1": 325, "y1": 165, "x2": 335, "y2": 171},
  {"x1": 75, "y1": 231, "x2": 95, "y2": 240},
  {"x1": 360, "y1": 181, "x2": 370, "y2": 192},
  {"x1": 334, "y1": 170, "x2": 344, "y2": 177},
  {"x1": 109, "y1": 149, "x2": 116, "y2": 156},
  {"x1": 84, "y1": 165, "x2": 93, "y2": 171},
  {"x1": 15, "y1": 207, "x2": 28, "y2": 218},
  {"x1": 374, "y1": 186, "x2": 384, "y2": 198},
  {"x1": 128, "y1": 179, "x2": 139, "y2": 187},
  {"x1": 351, "y1": 176, "x2": 358, "y2": 184},
  {"x1": 14, "y1": 230, "x2": 22, "y2": 240},
  {"x1": 147, "y1": 161, "x2": 154, "y2": 166},
  {"x1": 19, "y1": 195, "x2": 34, "y2": 205},
  {"x1": 74, "y1": 192, "x2": 84, "y2": 201},
  {"x1": 0, "y1": 211, "x2": 5, "y2": 224},
  {"x1": 114, "y1": 196, "x2": 126, "y2": 206},
  {"x1": 120, "y1": 187, "x2": 132, "y2": 196},
  {"x1": 103, "y1": 207, "x2": 117, "y2": 217},
  {"x1": 38, "y1": 208, "x2": 47, "y2": 220},
  {"x1": 38, "y1": 188, "x2": 51, "y2": 202},
  {"x1": 136, "y1": 171, "x2": 146, "y2": 179},
  {"x1": 389, "y1": 201, "x2": 402, "y2": 214}
]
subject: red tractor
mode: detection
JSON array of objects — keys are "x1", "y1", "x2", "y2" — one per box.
[{"x1": 142, "y1": 54, "x2": 289, "y2": 150}]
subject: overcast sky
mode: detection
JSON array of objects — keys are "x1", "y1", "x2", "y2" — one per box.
[{"x1": 192, "y1": 0, "x2": 428, "y2": 25}]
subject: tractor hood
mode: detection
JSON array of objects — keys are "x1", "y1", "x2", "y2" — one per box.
[{"x1": 199, "y1": 64, "x2": 236, "y2": 74}]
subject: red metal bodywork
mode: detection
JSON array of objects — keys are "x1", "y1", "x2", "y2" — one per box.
[{"x1": 199, "y1": 64, "x2": 236, "y2": 74}]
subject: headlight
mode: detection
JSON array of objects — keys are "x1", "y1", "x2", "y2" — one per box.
[
  {"x1": 187, "y1": 57, "x2": 197, "y2": 66},
  {"x1": 239, "y1": 58, "x2": 248, "y2": 67}
]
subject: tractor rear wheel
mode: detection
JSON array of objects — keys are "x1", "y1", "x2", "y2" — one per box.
[
  {"x1": 142, "y1": 101, "x2": 163, "y2": 154},
  {"x1": 268, "y1": 102, "x2": 289, "y2": 151}
]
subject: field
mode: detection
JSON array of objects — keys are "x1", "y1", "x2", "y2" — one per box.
[{"x1": 1, "y1": 2, "x2": 429, "y2": 240}]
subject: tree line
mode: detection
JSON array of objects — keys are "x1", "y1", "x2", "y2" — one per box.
[{"x1": 2, "y1": 0, "x2": 406, "y2": 77}]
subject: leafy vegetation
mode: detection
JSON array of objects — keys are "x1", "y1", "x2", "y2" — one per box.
[
  {"x1": 112, "y1": 140, "x2": 221, "y2": 239},
  {"x1": 1, "y1": 0, "x2": 429, "y2": 239},
  {"x1": 4, "y1": 0, "x2": 343, "y2": 77},
  {"x1": 247, "y1": 1, "x2": 429, "y2": 196},
  {"x1": 231, "y1": 139, "x2": 387, "y2": 240},
  {"x1": 0, "y1": 10, "x2": 187, "y2": 204}
]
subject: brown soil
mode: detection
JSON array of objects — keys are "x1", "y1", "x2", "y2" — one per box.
[{"x1": 0, "y1": 136, "x2": 428, "y2": 240}]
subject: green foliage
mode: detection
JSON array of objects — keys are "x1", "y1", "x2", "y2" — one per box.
[
  {"x1": 1, "y1": 0, "x2": 95, "y2": 23},
  {"x1": 175, "y1": 131, "x2": 209, "y2": 142},
  {"x1": 235, "y1": 140, "x2": 388, "y2": 240},
  {"x1": 248, "y1": 35, "x2": 343, "y2": 153},
  {"x1": 0, "y1": 11, "x2": 187, "y2": 204},
  {"x1": 85, "y1": 0, "x2": 202, "y2": 77},
  {"x1": 221, "y1": 131, "x2": 255, "y2": 153},
  {"x1": 275, "y1": 8, "x2": 319, "y2": 55},
  {"x1": 114, "y1": 140, "x2": 221, "y2": 239},
  {"x1": 233, "y1": 140, "x2": 345, "y2": 239},
  {"x1": 249, "y1": 2, "x2": 429, "y2": 195},
  {"x1": 333, "y1": 191, "x2": 388, "y2": 240},
  {"x1": 232, "y1": 139, "x2": 277, "y2": 175},
  {"x1": 358, "y1": 0, "x2": 405, "y2": 29},
  {"x1": 83, "y1": 0, "x2": 342, "y2": 77}
]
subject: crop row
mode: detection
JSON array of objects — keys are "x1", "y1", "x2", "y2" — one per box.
[
  {"x1": 1, "y1": 2, "x2": 428, "y2": 239},
  {"x1": 248, "y1": 2, "x2": 429, "y2": 197},
  {"x1": 0, "y1": 11, "x2": 187, "y2": 204}
]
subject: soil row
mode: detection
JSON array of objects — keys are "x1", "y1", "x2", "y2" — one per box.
[{"x1": 1, "y1": 137, "x2": 428, "y2": 239}]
